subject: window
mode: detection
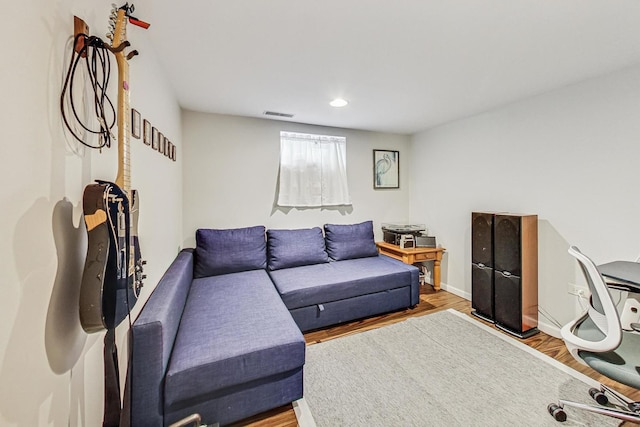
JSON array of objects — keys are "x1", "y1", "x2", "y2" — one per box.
[{"x1": 277, "y1": 131, "x2": 351, "y2": 207}]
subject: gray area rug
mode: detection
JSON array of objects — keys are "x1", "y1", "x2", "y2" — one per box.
[{"x1": 302, "y1": 309, "x2": 619, "y2": 426}]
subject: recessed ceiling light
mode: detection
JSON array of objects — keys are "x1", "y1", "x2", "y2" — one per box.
[{"x1": 330, "y1": 98, "x2": 348, "y2": 107}]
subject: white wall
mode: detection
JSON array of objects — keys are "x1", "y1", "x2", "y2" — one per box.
[
  {"x1": 0, "y1": 2, "x2": 182, "y2": 425},
  {"x1": 409, "y1": 63, "x2": 640, "y2": 334},
  {"x1": 182, "y1": 112, "x2": 411, "y2": 246}
]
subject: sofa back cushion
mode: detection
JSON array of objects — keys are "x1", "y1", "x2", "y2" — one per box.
[
  {"x1": 267, "y1": 227, "x2": 329, "y2": 271},
  {"x1": 194, "y1": 226, "x2": 267, "y2": 278},
  {"x1": 324, "y1": 221, "x2": 379, "y2": 261}
]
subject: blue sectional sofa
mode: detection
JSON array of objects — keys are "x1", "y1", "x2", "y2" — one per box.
[{"x1": 128, "y1": 221, "x2": 419, "y2": 426}]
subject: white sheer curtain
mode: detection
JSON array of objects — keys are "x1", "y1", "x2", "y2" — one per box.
[{"x1": 277, "y1": 131, "x2": 351, "y2": 207}]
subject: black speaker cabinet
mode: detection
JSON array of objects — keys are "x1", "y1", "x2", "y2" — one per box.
[
  {"x1": 471, "y1": 212, "x2": 495, "y2": 322},
  {"x1": 493, "y1": 214, "x2": 538, "y2": 338},
  {"x1": 471, "y1": 263, "x2": 494, "y2": 321},
  {"x1": 471, "y1": 212, "x2": 538, "y2": 338}
]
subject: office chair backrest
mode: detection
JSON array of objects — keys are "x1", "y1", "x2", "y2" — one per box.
[
  {"x1": 577, "y1": 260, "x2": 605, "y2": 315},
  {"x1": 562, "y1": 246, "x2": 622, "y2": 358}
]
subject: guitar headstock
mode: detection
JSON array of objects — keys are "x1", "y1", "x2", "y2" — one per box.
[
  {"x1": 107, "y1": 4, "x2": 130, "y2": 49},
  {"x1": 106, "y1": 4, "x2": 149, "y2": 56}
]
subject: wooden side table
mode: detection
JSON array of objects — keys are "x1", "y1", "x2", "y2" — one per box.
[{"x1": 376, "y1": 241, "x2": 446, "y2": 291}]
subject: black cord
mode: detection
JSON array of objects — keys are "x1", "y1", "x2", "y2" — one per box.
[{"x1": 60, "y1": 33, "x2": 116, "y2": 149}]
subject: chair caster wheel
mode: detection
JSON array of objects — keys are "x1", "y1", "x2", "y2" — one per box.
[
  {"x1": 548, "y1": 403, "x2": 567, "y2": 422},
  {"x1": 589, "y1": 387, "x2": 609, "y2": 406}
]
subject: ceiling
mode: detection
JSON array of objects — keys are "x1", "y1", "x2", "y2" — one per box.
[{"x1": 137, "y1": 0, "x2": 640, "y2": 135}]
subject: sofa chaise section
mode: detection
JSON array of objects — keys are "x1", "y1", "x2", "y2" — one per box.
[
  {"x1": 164, "y1": 269, "x2": 305, "y2": 425},
  {"x1": 129, "y1": 226, "x2": 306, "y2": 426}
]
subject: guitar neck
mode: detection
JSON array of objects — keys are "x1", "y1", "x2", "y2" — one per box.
[
  {"x1": 115, "y1": 61, "x2": 131, "y2": 194},
  {"x1": 112, "y1": 6, "x2": 131, "y2": 195}
]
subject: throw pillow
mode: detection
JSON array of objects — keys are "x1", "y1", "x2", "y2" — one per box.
[
  {"x1": 267, "y1": 227, "x2": 330, "y2": 270},
  {"x1": 324, "y1": 221, "x2": 379, "y2": 261},
  {"x1": 194, "y1": 226, "x2": 267, "y2": 278}
]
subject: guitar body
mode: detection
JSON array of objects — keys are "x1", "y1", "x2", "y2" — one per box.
[{"x1": 80, "y1": 181, "x2": 142, "y2": 332}]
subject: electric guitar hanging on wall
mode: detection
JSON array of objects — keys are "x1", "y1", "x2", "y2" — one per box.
[{"x1": 80, "y1": 4, "x2": 149, "y2": 333}]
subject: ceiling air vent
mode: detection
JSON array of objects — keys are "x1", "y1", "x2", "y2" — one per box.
[{"x1": 264, "y1": 111, "x2": 294, "y2": 118}]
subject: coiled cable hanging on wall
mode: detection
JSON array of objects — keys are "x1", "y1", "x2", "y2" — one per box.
[{"x1": 60, "y1": 33, "x2": 116, "y2": 150}]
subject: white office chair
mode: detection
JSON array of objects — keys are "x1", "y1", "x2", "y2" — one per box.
[{"x1": 548, "y1": 246, "x2": 640, "y2": 423}]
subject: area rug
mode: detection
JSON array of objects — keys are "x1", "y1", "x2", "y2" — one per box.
[{"x1": 296, "y1": 309, "x2": 619, "y2": 426}]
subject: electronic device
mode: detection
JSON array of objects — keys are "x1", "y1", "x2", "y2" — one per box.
[
  {"x1": 471, "y1": 212, "x2": 539, "y2": 338},
  {"x1": 382, "y1": 223, "x2": 426, "y2": 246},
  {"x1": 399, "y1": 234, "x2": 415, "y2": 249},
  {"x1": 416, "y1": 235, "x2": 436, "y2": 248}
]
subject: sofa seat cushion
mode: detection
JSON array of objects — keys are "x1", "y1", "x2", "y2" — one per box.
[
  {"x1": 268, "y1": 255, "x2": 412, "y2": 310},
  {"x1": 164, "y1": 269, "x2": 305, "y2": 409}
]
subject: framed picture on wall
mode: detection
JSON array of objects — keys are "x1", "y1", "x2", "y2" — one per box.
[
  {"x1": 143, "y1": 119, "x2": 151, "y2": 145},
  {"x1": 373, "y1": 149, "x2": 399, "y2": 189},
  {"x1": 171, "y1": 143, "x2": 176, "y2": 161},
  {"x1": 158, "y1": 132, "x2": 165, "y2": 153},
  {"x1": 152, "y1": 126, "x2": 159, "y2": 150},
  {"x1": 167, "y1": 141, "x2": 173, "y2": 158},
  {"x1": 131, "y1": 109, "x2": 141, "y2": 139}
]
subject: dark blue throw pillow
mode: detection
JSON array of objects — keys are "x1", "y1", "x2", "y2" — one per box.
[
  {"x1": 194, "y1": 226, "x2": 267, "y2": 278},
  {"x1": 267, "y1": 227, "x2": 329, "y2": 271},
  {"x1": 324, "y1": 221, "x2": 379, "y2": 261}
]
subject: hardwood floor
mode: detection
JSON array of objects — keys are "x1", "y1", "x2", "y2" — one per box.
[{"x1": 233, "y1": 286, "x2": 640, "y2": 426}]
